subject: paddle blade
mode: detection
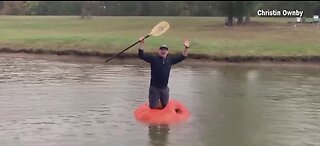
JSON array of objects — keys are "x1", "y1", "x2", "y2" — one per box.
[{"x1": 149, "y1": 21, "x2": 170, "y2": 36}]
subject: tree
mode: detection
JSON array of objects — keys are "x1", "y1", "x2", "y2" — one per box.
[
  {"x1": 25, "y1": 1, "x2": 81, "y2": 15},
  {"x1": 234, "y1": 1, "x2": 244, "y2": 24},
  {"x1": 140, "y1": 1, "x2": 151, "y2": 16},
  {"x1": 0, "y1": 1, "x2": 28, "y2": 15},
  {"x1": 0, "y1": 1, "x2": 4, "y2": 10},
  {"x1": 219, "y1": 1, "x2": 257, "y2": 26},
  {"x1": 244, "y1": 1, "x2": 256, "y2": 23},
  {"x1": 81, "y1": 1, "x2": 94, "y2": 18},
  {"x1": 219, "y1": 1, "x2": 234, "y2": 26},
  {"x1": 315, "y1": 2, "x2": 320, "y2": 15},
  {"x1": 195, "y1": 1, "x2": 221, "y2": 16}
]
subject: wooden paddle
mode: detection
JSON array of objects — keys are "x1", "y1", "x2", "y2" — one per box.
[{"x1": 105, "y1": 21, "x2": 170, "y2": 62}]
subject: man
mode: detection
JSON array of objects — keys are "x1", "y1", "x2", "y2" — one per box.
[{"x1": 138, "y1": 36, "x2": 190, "y2": 109}]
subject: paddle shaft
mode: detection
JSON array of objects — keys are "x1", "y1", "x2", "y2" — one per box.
[{"x1": 105, "y1": 34, "x2": 150, "y2": 62}]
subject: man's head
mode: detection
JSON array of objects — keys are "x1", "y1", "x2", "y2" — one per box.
[{"x1": 158, "y1": 44, "x2": 169, "y2": 58}]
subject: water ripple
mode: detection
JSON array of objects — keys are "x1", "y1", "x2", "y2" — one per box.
[{"x1": 1, "y1": 53, "x2": 320, "y2": 146}]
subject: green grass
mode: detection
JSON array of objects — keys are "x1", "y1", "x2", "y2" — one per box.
[{"x1": 0, "y1": 15, "x2": 319, "y2": 56}]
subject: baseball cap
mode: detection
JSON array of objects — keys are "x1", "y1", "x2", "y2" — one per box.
[{"x1": 159, "y1": 44, "x2": 168, "y2": 50}]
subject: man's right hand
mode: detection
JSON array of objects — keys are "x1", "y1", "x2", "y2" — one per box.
[
  {"x1": 139, "y1": 37, "x2": 144, "y2": 50},
  {"x1": 139, "y1": 37, "x2": 145, "y2": 43}
]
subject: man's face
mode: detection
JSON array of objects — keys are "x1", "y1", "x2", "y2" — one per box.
[{"x1": 158, "y1": 48, "x2": 168, "y2": 57}]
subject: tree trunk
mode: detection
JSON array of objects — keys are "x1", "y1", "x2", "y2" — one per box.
[
  {"x1": 237, "y1": 16, "x2": 243, "y2": 25},
  {"x1": 245, "y1": 9, "x2": 251, "y2": 23},
  {"x1": 226, "y1": 2, "x2": 233, "y2": 26},
  {"x1": 81, "y1": 2, "x2": 92, "y2": 19},
  {"x1": 227, "y1": 15, "x2": 233, "y2": 26}
]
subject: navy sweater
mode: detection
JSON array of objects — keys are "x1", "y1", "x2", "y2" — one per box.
[{"x1": 138, "y1": 49, "x2": 186, "y2": 89}]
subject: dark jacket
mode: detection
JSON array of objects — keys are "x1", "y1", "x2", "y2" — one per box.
[{"x1": 138, "y1": 49, "x2": 186, "y2": 89}]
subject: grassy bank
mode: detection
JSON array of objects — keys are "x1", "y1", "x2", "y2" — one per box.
[{"x1": 0, "y1": 15, "x2": 320, "y2": 59}]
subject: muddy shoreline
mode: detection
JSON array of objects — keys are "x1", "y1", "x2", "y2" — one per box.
[{"x1": 1, "y1": 47, "x2": 320, "y2": 65}]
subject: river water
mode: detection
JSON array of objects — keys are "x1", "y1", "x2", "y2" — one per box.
[{"x1": 0, "y1": 53, "x2": 320, "y2": 146}]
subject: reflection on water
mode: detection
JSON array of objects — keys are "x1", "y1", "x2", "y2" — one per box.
[
  {"x1": 1, "y1": 53, "x2": 320, "y2": 146},
  {"x1": 148, "y1": 124, "x2": 170, "y2": 146}
]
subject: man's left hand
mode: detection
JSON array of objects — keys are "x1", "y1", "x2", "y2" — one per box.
[{"x1": 183, "y1": 39, "x2": 190, "y2": 48}]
